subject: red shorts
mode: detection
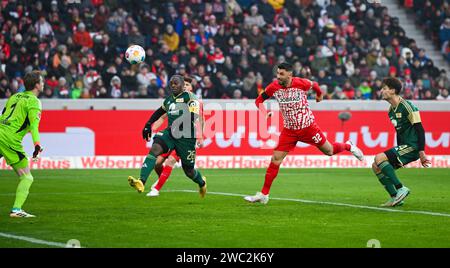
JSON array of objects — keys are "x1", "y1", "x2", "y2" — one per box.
[
  {"x1": 275, "y1": 123, "x2": 327, "y2": 151},
  {"x1": 160, "y1": 150, "x2": 181, "y2": 162}
]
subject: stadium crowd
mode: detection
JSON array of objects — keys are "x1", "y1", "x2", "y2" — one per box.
[
  {"x1": 402, "y1": 0, "x2": 450, "y2": 65},
  {"x1": 0, "y1": 0, "x2": 449, "y2": 100}
]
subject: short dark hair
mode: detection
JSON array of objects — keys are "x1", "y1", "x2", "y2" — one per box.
[
  {"x1": 24, "y1": 70, "x2": 42, "y2": 91},
  {"x1": 170, "y1": 74, "x2": 184, "y2": 83},
  {"x1": 382, "y1": 77, "x2": 402, "y2": 95},
  {"x1": 184, "y1": 76, "x2": 193, "y2": 83},
  {"x1": 277, "y1": 62, "x2": 293, "y2": 72}
]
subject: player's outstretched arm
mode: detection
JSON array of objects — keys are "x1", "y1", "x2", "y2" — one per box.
[
  {"x1": 255, "y1": 90, "x2": 274, "y2": 118},
  {"x1": 152, "y1": 114, "x2": 167, "y2": 132},
  {"x1": 311, "y1": 81, "x2": 323, "y2": 102},
  {"x1": 28, "y1": 107, "x2": 43, "y2": 161},
  {"x1": 143, "y1": 107, "x2": 166, "y2": 141},
  {"x1": 414, "y1": 122, "x2": 430, "y2": 167}
]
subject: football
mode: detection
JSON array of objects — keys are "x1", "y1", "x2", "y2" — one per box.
[{"x1": 125, "y1": 45, "x2": 145, "y2": 64}]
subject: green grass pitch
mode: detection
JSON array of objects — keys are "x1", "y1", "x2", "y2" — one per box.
[{"x1": 0, "y1": 168, "x2": 449, "y2": 248}]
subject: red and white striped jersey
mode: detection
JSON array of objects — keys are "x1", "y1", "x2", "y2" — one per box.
[{"x1": 265, "y1": 77, "x2": 317, "y2": 130}]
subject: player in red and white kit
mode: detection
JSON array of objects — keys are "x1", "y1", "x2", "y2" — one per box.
[{"x1": 244, "y1": 62, "x2": 364, "y2": 204}]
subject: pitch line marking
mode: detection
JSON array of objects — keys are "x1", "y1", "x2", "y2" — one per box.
[
  {"x1": 168, "y1": 190, "x2": 450, "y2": 218},
  {"x1": 0, "y1": 189, "x2": 449, "y2": 218},
  {"x1": 0, "y1": 232, "x2": 72, "y2": 248}
]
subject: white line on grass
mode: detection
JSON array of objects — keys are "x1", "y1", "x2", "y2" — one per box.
[
  {"x1": 0, "y1": 232, "x2": 69, "y2": 248},
  {"x1": 168, "y1": 189, "x2": 450, "y2": 218},
  {"x1": 1, "y1": 189, "x2": 449, "y2": 218}
]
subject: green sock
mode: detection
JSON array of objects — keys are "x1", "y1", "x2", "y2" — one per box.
[
  {"x1": 13, "y1": 173, "x2": 34, "y2": 210},
  {"x1": 140, "y1": 154, "x2": 156, "y2": 184},
  {"x1": 376, "y1": 173, "x2": 397, "y2": 197},
  {"x1": 189, "y1": 169, "x2": 205, "y2": 187},
  {"x1": 378, "y1": 161, "x2": 403, "y2": 189}
]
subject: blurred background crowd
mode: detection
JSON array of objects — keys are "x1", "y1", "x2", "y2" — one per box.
[{"x1": 0, "y1": 0, "x2": 449, "y2": 100}]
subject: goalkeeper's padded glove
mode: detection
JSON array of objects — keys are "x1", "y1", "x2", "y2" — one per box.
[
  {"x1": 142, "y1": 123, "x2": 152, "y2": 141},
  {"x1": 32, "y1": 143, "x2": 43, "y2": 162}
]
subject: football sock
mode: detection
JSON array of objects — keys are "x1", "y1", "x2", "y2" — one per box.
[
  {"x1": 332, "y1": 142, "x2": 351, "y2": 154},
  {"x1": 261, "y1": 162, "x2": 280, "y2": 195},
  {"x1": 378, "y1": 161, "x2": 403, "y2": 189},
  {"x1": 12, "y1": 173, "x2": 34, "y2": 210},
  {"x1": 376, "y1": 173, "x2": 397, "y2": 197},
  {"x1": 155, "y1": 165, "x2": 173, "y2": 191},
  {"x1": 189, "y1": 169, "x2": 205, "y2": 187},
  {"x1": 140, "y1": 154, "x2": 156, "y2": 184}
]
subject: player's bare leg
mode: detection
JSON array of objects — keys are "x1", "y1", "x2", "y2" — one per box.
[
  {"x1": 318, "y1": 140, "x2": 364, "y2": 161},
  {"x1": 148, "y1": 155, "x2": 178, "y2": 197},
  {"x1": 245, "y1": 150, "x2": 288, "y2": 204},
  {"x1": 154, "y1": 156, "x2": 165, "y2": 178}
]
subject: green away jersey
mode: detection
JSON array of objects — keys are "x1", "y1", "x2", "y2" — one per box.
[
  {"x1": 0, "y1": 91, "x2": 42, "y2": 146},
  {"x1": 388, "y1": 98, "x2": 421, "y2": 148},
  {"x1": 161, "y1": 91, "x2": 200, "y2": 139}
]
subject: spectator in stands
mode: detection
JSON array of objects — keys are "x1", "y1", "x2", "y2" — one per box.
[
  {"x1": 258, "y1": 0, "x2": 276, "y2": 24},
  {"x1": 311, "y1": 50, "x2": 331, "y2": 74},
  {"x1": 268, "y1": 0, "x2": 285, "y2": 13},
  {"x1": 244, "y1": 5, "x2": 266, "y2": 29},
  {"x1": 0, "y1": 0, "x2": 446, "y2": 100},
  {"x1": 358, "y1": 80, "x2": 372, "y2": 100},
  {"x1": 342, "y1": 80, "x2": 355, "y2": 99},
  {"x1": 71, "y1": 80, "x2": 83, "y2": 99},
  {"x1": 73, "y1": 22, "x2": 93, "y2": 49},
  {"x1": 331, "y1": 66, "x2": 346, "y2": 88},
  {"x1": 436, "y1": 88, "x2": 450, "y2": 100},
  {"x1": 128, "y1": 25, "x2": 145, "y2": 48},
  {"x1": 373, "y1": 56, "x2": 390, "y2": 78},
  {"x1": 35, "y1": 16, "x2": 54, "y2": 41},
  {"x1": 163, "y1": 25, "x2": 180, "y2": 52},
  {"x1": 110, "y1": 75, "x2": 122, "y2": 98}
]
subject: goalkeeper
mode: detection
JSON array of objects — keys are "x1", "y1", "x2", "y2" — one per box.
[{"x1": 0, "y1": 71, "x2": 44, "y2": 218}]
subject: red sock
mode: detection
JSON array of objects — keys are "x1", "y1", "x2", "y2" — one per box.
[
  {"x1": 332, "y1": 142, "x2": 351, "y2": 155},
  {"x1": 261, "y1": 162, "x2": 280, "y2": 195},
  {"x1": 155, "y1": 165, "x2": 173, "y2": 191}
]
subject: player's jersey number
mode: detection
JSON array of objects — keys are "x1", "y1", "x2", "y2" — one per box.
[
  {"x1": 312, "y1": 133, "x2": 322, "y2": 144},
  {"x1": 187, "y1": 150, "x2": 196, "y2": 162}
]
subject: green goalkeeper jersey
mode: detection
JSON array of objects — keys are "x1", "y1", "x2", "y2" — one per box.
[
  {"x1": 161, "y1": 91, "x2": 200, "y2": 139},
  {"x1": 0, "y1": 91, "x2": 42, "y2": 146},
  {"x1": 388, "y1": 97, "x2": 421, "y2": 149}
]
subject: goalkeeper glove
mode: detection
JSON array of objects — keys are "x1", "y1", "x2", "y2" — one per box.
[
  {"x1": 142, "y1": 123, "x2": 152, "y2": 141},
  {"x1": 32, "y1": 144, "x2": 43, "y2": 162}
]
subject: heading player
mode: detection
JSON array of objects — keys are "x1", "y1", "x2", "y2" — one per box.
[
  {"x1": 244, "y1": 62, "x2": 364, "y2": 204},
  {"x1": 0, "y1": 70, "x2": 44, "y2": 217}
]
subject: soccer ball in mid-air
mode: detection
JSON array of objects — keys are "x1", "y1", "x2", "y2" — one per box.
[{"x1": 125, "y1": 45, "x2": 145, "y2": 64}]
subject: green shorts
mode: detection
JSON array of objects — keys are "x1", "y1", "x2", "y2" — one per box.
[
  {"x1": 384, "y1": 144, "x2": 420, "y2": 169},
  {"x1": 0, "y1": 139, "x2": 29, "y2": 169},
  {"x1": 153, "y1": 129, "x2": 197, "y2": 168}
]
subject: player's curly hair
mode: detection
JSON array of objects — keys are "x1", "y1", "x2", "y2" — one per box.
[
  {"x1": 277, "y1": 62, "x2": 293, "y2": 72},
  {"x1": 382, "y1": 77, "x2": 403, "y2": 95},
  {"x1": 24, "y1": 70, "x2": 42, "y2": 91}
]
